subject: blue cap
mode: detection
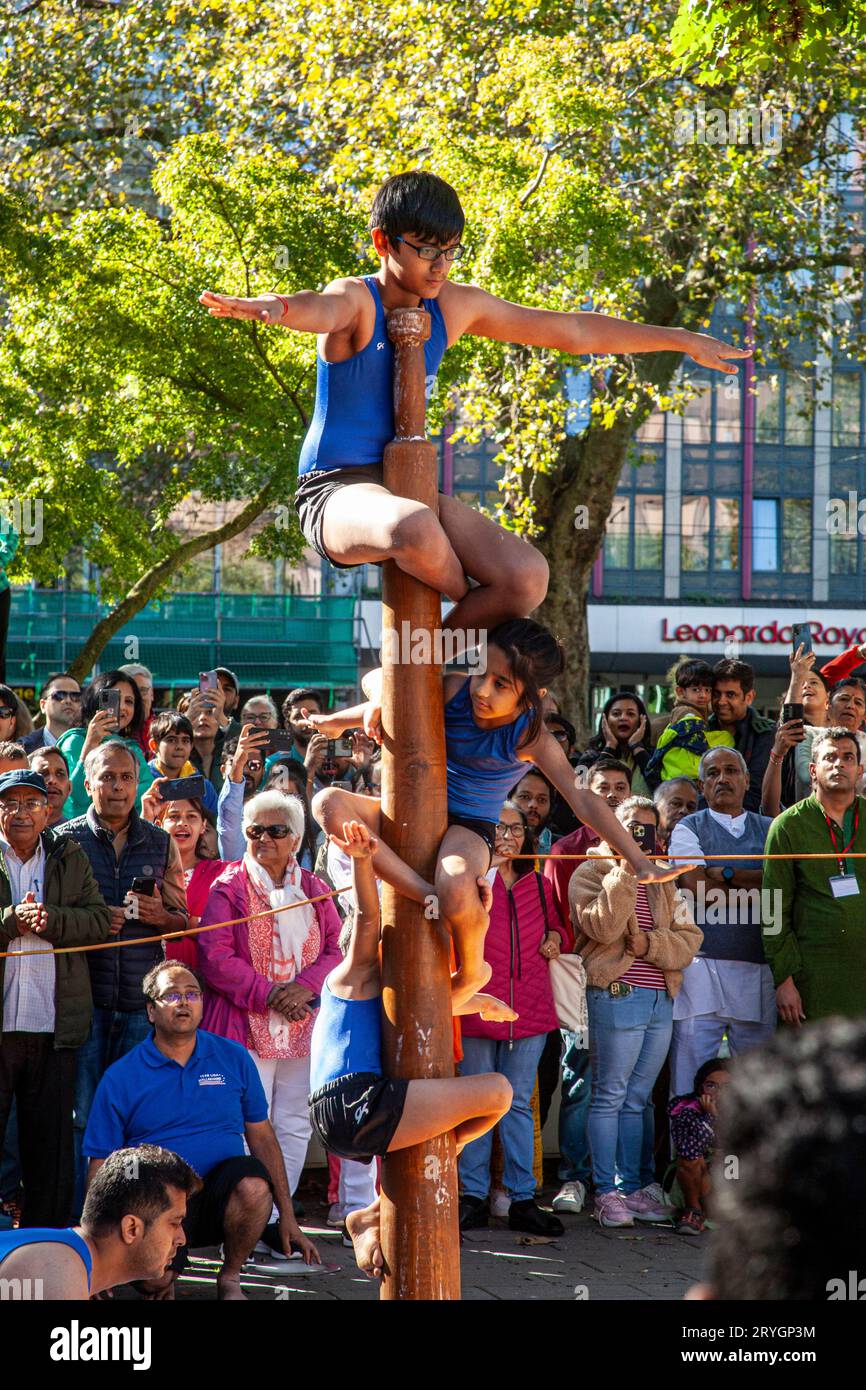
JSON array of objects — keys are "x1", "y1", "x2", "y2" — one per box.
[{"x1": 0, "y1": 769, "x2": 48, "y2": 799}]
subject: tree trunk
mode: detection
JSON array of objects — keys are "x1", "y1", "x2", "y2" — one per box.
[{"x1": 66, "y1": 480, "x2": 277, "y2": 683}]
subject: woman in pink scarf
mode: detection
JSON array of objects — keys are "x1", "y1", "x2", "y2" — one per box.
[{"x1": 198, "y1": 789, "x2": 342, "y2": 1231}]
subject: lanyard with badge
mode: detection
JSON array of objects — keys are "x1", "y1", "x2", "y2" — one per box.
[{"x1": 824, "y1": 803, "x2": 860, "y2": 899}]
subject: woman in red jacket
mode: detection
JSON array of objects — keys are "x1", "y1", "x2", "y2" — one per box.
[{"x1": 458, "y1": 800, "x2": 567, "y2": 1237}]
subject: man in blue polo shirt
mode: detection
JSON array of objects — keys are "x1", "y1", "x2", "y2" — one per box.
[{"x1": 83, "y1": 960, "x2": 320, "y2": 1299}]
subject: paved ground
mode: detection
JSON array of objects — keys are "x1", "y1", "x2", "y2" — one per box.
[{"x1": 165, "y1": 1174, "x2": 705, "y2": 1303}]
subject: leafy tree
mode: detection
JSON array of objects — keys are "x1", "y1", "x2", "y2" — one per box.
[
  {"x1": 670, "y1": 0, "x2": 866, "y2": 82},
  {"x1": 2, "y1": 0, "x2": 864, "y2": 725},
  {"x1": 0, "y1": 134, "x2": 358, "y2": 677}
]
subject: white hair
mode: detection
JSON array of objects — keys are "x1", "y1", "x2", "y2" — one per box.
[
  {"x1": 84, "y1": 740, "x2": 140, "y2": 782},
  {"x1": 242, "y1": 789, "x2": 305, "y2": 839},
  {"x1": 117, "y1": 663, "x2": 154, "y2": 682},
  {"x1": 241, "y1": 694, "x2": 278, "y2": 720},
  {"x1": 615, "y1": 795, "x2": 658, "y2": 825},
  {"x1": 697, "y1": 747, "x2": 748, "y2": 780}
]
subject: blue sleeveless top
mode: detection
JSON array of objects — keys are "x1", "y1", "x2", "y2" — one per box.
[
  {"x1": 309, "y1": 975, "x2": 383, "y2": 1093},
  {"x1": 297, "y1": 276, "x2": 448, "y2": 475},
  {"x1": 445, "y1": 679, "x2": 533, "y2": 821},
  {"x1": 0, "y1": 1227, "x2": 92, "y2": 1293}
]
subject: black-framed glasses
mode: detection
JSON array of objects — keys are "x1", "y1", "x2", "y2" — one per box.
[
  {"x1": 155, "y1": 989, "x2": 202, "y2": 1005},
  {"x1": 496, "y1": 823, "x2": 524, "y2": 838},
  {"x1": 391, "y1": 235, "x2": 467, "y2": 263},
  {"x1": 246, "y1": 823, "x2": 291, "y2": 840},
  {"x1": 0, "y1": 706, "x2": 15, "y2": 719},
  {"x1": 47, "y1": 690, "x2": 82, "y2": 702}
]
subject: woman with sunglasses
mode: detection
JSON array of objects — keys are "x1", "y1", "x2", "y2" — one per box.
[
  {"x1": 56, "y1": 670, "x2": 153, "y2": 818},
  {"x1": 458, "y1": 800, "x2": 567, "y2": 1238},
  {"x1": 146, "y1": 794, "x2": 228, "y2": 972},
  {"x1": 197, "y1": 789, "x2": 342, "y2": 1248}
]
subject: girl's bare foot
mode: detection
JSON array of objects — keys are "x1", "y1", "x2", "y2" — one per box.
[
  {"x1": 473, "y1": 992, "x2": 518, "y2": 1023},
  {"x1": 450, "y1": 962, "x2": 492, "y2": 1013},
  {"x1": 346, "y1": 1202, "x2": 385, "y2": 1280}
]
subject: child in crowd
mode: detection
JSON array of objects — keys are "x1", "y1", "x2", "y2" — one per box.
[
  {"x1": 148, "y1": 710, "x2": 219, "y2": 815},
  {"x1": 309, "y1": 819, "x2": 516, "y2": 1279},
  {"x1": 644, "y1": 660, "x2": 734, "y2": 787},
  {"x1": 201, "y1": 171, "x2": 749, "y2": 646},
  {"x1": 668, "y1": 1057, "x2": 731, "y2": 1235},
  {"x1": 304, "y1": 619, "x2": 687, "y2": 1009}
]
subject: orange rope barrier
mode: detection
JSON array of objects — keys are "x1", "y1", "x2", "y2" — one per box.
[{"x1": 0, "y1": 888, "x2": 341, "y2": 961}]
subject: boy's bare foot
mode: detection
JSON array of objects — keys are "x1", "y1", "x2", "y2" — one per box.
[
  {"x1": 451, "y1": 962, "x2": 493, "y2": 1012},
  {"x1": 346, "y1": 1203, "x2": 384, "y2": 1280},
  {"x1": 217, "y1": 1273, "x2": 248, "y2": 1300}
]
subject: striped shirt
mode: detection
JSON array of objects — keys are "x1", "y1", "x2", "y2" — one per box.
[
  {"x1": 1, "y1": 840, "x2": 55, "y2": 1033},
  {"x1": 621, "y1": 883, "x2": 667, "y2": 991}
]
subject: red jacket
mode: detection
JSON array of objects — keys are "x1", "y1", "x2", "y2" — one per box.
[{"x1": 461, "y1": 869, "x2": 566, "y2": 1043}]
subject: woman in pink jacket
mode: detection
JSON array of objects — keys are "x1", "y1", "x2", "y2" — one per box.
[
  {"x1": 198, "y1": 788, "x2": 342, "y2": 1247},
  {"x1": 458, "y1": 800, "x2": 567, "y2": 1238}
]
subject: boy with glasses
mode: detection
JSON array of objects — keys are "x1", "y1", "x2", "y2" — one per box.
[
  {"x1": 201, "y1": 171, "x2": 748, "y2": 639},
  {"x1": 21, "y1": 673, "x2": 82, "y2": 754}
]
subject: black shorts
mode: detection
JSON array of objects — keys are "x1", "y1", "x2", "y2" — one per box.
[
  {"x1": 309, "y1": 1072, "x2": 409, "y2": 1162},
  {"x1": 169, "y1": 1154, "x2": 272, "y2": 1271},
  {"x1": 447, "y1": 813, "x2": 497, "y2": 864},
  {"x1": 293, "y1": 464, "x2": 448, "y2": 569}
]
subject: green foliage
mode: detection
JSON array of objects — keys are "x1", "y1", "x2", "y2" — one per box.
[{"x1": 670, "y1": 0, "x2": 866, "y2": 83}]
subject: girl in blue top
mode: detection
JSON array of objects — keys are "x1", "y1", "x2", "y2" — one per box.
[
  {"x1": 200, "y1": 171, "x2": 748, "y2": 651},
  {"x1": 305, "y1": 619, "x2": 685, "y2": 1008}
]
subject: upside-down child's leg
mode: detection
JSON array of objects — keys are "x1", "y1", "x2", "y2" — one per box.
[
  {"x1": 345, "y1": 1074, "x2": 512, "y2": 1280},
  {"x1": 389, "y1": 1073, "x2": 513, "y2": 1154},
  {"x1": 312, "y1": 786, "x2": 433, "y2": 903},
  {"x1": 436, "y1": 824, "x2": 494, "y2": 1008}
]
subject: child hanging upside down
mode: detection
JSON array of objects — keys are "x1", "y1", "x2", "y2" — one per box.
[
  {"x1": 308, "y1": 819, "x2": 516, "y2": 1279},
  {"x1": 305, "y1": 619, "x2": 688, "y2": 1008},
  {"x1": 201, "y1": 171, "x2": 749, "y2": 643}
]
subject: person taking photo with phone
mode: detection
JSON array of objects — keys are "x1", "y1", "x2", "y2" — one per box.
[{"x1": 57, "y1": 672, "x2": 154, "y2": 819}]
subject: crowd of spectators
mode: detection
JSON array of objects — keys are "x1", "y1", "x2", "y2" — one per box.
[{"x1": 1, "y1": 635, "x2": 866, "y2": 1294}]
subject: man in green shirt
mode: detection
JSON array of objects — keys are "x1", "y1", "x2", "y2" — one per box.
[{"x1": 763, "y1": 727, "x2": 866, "y2": 1024}]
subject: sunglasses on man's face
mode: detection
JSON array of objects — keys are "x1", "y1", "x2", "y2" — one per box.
[
  {"x1": 245, "y1": 823, "x2": 291, "y2": 840},
  {"x1": 0, "y1": 706, "x2": 15, "y2": 719},
  {"x1": 47, "y1": 691, "x2": 82, "y2": 702}
]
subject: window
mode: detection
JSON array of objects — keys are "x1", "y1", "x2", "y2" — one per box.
[
  {"x1": 683, "y1": 384, "x2": 712, "y2": 444},
  {"x1": 635, "y1": 410, "x2": 665, "y2": 443},
  {"x1": 832, "y1": 372, "x2": 861, "y2": 446},
  {"x1": 715, "y1": 378, "x2": 742, "y2": 444},
  {"x1": 603, "y1": 497, "x2": 631, "y2": 568},
  {"x1": 714, "y1": 498, "x2": 739, "y2": 570},
  {"x1": 752, "y1": 498, "x2": 779, "y2": 571},
  {"x1": 681, "y1": 496, "x2": 739, "y2": 571},
  {"x1": 782, "y1": 498, "x2": 812, "y2": 573},
  {"x1": 754, "y1": 376, "x2": 781, "y2": 444},
  {"x1": 784, "y1": 373, "x2": 814, "y2": 446},
  {"x1": 681, "y1": 496, "x2": 710, "y2": 570},
  {"x1": 634, "y1": 495, "x2": 664, "y2": 569}
]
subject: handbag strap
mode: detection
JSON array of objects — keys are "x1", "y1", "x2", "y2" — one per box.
[{"x1": 534, "y1": 870, "x2": 551, "y2": 940}]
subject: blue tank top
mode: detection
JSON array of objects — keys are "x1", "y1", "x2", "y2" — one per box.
[
  {"x1": 0, "y1": 1227, "x2": 92, "y2": 1293},
  {"x1": 445, "y1": 679, "x2": 533, "y2": 821},
  {"x1": 297, "y1": 276, "x2": 448, "y2": 475},
  {"x1": 309, "y1": 975, "x2": 383, "y2": 1093}
]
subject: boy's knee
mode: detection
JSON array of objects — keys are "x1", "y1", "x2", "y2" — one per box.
[{"x1": 391, "y1": 506, "x2": 446, "y2": 562}]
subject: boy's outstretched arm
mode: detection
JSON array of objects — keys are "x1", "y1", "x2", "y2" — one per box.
[
  {"x1": 524, "y1": 731, "x2": 688, "y2": 885},
  {"x1": 199, "y1": 278, "x2": 364, "y2": 334},
  {"x1": 327, "y1": 822, "x2": 383, "y2": 998},
  {"x1": 449, "y1": 284, "x2": 751, "y2": 374}
]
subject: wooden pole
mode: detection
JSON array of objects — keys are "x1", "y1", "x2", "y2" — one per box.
[{"x1": 378, "y1": 306, "x2": 461, "y2": 1301}]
